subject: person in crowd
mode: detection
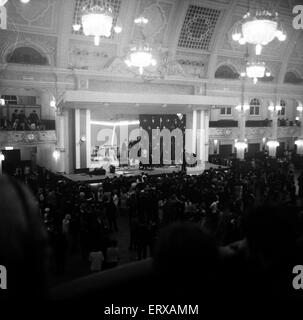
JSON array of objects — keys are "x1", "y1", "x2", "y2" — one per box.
[
  {"x1": 89, "y1": 249, "x2": 104, "y2": 272},
  {"x1": 105, "y1": 239, "x2": 120, "y2": 269},
  {"x1": 153, "y1": 222, "x2": 219, "y2": 302},
  {"x1": 0, "y1": 175, "x2": 49, "y2": 299},
  {"x1": 28, "y1": 110, "x2": 40, "y2": 129},
  {"x1": 104, "y1": 195, "x2": 118, "y2": 232},
  {"x1": 298, "y1": 171, "x2": 303, "y2": 199},
  {"x1": 53, "y1": 230, "x2": 68, "y2": 275},
  {"x1": 18, "y1": 109, "x2": 28, "y2": 130},
  {"x1": 11, "y1": 109, "x2": 18, "y2": 126}
]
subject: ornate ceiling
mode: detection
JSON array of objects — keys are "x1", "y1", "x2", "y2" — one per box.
[{"x1": 0, "y1": 0, "x2": 302, "y2": 84}]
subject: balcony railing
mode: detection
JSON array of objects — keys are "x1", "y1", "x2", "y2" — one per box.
[
  {"x1": 0, "y1": 130, "x2": 57, "y2": 145},
  {"x1": 209, "y1": 126, "x2": 300, "y2": 140},
  {"x1": 209, "y1": 120, "x2": 238, "y2": 127},
  {"x1": 0, "y1": 119, "x2": 55, "y2": 131}
]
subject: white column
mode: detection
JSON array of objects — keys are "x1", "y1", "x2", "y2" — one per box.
[
  {"x1": 75, "y1": 109, "x2": 80, "y2": 169},
  {"x1": 199, "y1": 110, "x2": 206, "y2": 165},
  {"x1": 192, "y1": 109, "x2": 197, "y2": 154},
  {"x1": 295, "y1": 107, "x2": 303, "y2": 155},
  {"x1": 204, "y1": 110, "x2": 209, "y2": 162},
  {"x1": 86, "y1": 109, "x2": 91, "y2": 168},
  {"x1": 267, "y1": 109, "x2": 279, "y2": 157},
  {"x1": 272, "y1": 111, "x2": 278, "y2": 141},
  {"x1": 239, "y1": 111, "x2": 246, "y2": 141},
  {"x1": 56, "y1": 111, "x2": 66, "y2": 173}
]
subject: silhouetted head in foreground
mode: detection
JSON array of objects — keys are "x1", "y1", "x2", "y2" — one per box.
[
  {"x1": 244, "y1": 205, "x2": 297, "y2": 270},
  {"x1": 0, "y1": 176, "x2": 49, "y2": 299},
  {"x1": 153, "y1": 222, "x2": 219, "y2": 301}
]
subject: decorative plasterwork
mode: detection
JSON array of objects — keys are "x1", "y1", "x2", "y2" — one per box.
[
  {"x1": 290, "y1": 33, "x2": 303, "y2": 61},
  {"x1": 209, "y1": 126, "x2": 300, "y2": 139},
  {"x1": 131, "y1": 0, "x2": 172, "y2": 46},
  {"x1": 87, "y1": 80, "x2": 194, "y2": 95},
  {"x1": 7, "y1": 0, "x2": 56, "y2": 31},
  {"x1": 286, "y1": 64, "x2": 303, "y2": 78},
  {"x1": 105, "y1": 51, "x2": 205, "y2": 79},
  {"x1": 68, "y1": 40, "x2": 117, "y2": 71},
  {"x1": 0, "y1": 31, "x2": 57, "y2": 65},
  {"x1": 0, "y1": 130, "x2": 57, "y2": 146}
]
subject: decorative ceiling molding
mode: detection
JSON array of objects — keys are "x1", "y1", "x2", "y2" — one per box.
[
  {"x1": 207, "y1": 0, "x2": 239, "y2": 79},
  {"x1": 10, "y1": 0, "x2": 53, "y2": 23},
  {"x1": 277, "y1": 31, "x2": 302, "y2": 84}
]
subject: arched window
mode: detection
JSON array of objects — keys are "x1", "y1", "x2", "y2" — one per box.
[
  {"x1": 249, "y1": 98, "x2": 260, "y2": 116},
  {"x1": 284, "y1": 71, "x2": 303, "y2": 84},
  {"x1": 6, "y1": 47, "x2": 48, "y2": 65},
  {"x1": 278, "y1": 99, "x2": 286, "y2": 116},
  {"x1": 215, "y1": 65, "x2": 239, "y2": 79}
]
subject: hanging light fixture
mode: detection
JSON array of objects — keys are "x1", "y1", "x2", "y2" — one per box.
[
  {"x1": 124, "y1": 16, "x2": 157, "y2": 75},
  {"x1": 232, "y1": 4, "x2": 286, "y2": 56},
  {"x1": 241, "y1": 60, "x2": 271, "y2": 84},
  {"x1": 125, "y1": 45, "x2": 157, "y2": 75},
  {"x1": 73, "y1": 0, "x2": 122, "y2": 46}
]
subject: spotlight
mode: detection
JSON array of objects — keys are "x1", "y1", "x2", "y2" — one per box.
[
  {"x1": 73, "y1": 24, "x2": 81, "y2": 32},
  {"x1": 20, "y1": 0, "x2": 30, "y2": 3},
  {"x1": 53, "y1": 150, "x2": 60, "y2": 161},
  {"x1": 50, "y1": 99, "x2": 56, "y2": 108}
]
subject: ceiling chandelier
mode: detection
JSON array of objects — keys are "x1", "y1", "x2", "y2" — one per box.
[
  {"x1": 73, "y1": 0, "x2": 122, "y2": 46},
  {"x1": 232, "y1": 7, "x2": 286, "y2": 55},
  {"x1": 124, "y1": 16, "x2": 157, "y2": 75},
  {"x1": 241, "y1": 60, "x2": 271, "y2": 84}
]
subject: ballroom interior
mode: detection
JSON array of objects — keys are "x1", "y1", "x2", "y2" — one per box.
[
  {"x1": 0, "y1": 0, "x2": 302, "y2": 176},
  {"x1": 1, "y1": 0, "x2": 303, "y2": 304}
]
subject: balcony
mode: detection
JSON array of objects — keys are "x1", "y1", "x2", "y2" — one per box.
[
  {"x1": 0, "y1": 130, "x2": 57, "y2": 146},
  {"x1": 209, "y1": 126, "x2": 300, "y2": 140},
  {"x1": 209, "y1": 120, "x2": 238, "y2": 127}
]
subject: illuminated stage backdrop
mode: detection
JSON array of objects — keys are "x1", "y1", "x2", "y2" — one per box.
[{"x1": 139, "y1": 114, "x2": 186, "y2": 165}]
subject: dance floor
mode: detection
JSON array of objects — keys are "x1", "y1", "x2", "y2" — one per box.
[{"x1": 62, "y1": 162, "x2": 227, "y2": 183}]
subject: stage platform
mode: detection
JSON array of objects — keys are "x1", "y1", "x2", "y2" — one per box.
[{"x1": 61, "y1": 163, "x2": 227, "y2": 184}]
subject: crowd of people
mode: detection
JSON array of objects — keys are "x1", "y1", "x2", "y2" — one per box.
[
  {"x1": 0, "y1": 108, "x2": 41, "y2": 130},
  {"x1": 278, "y1": 117, "x2": 301, "y2": 127},
  {"x1": 1, "y1": 155, "x2": 303, "y2": 303}
]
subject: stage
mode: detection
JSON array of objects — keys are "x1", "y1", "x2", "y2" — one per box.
[{"x1": 61, "y1": 163, "x2": 227, "y2": 184}]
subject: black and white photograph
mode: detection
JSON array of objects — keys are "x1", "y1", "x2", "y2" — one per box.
[{"x1": 0, "y1": 0, "x2": 303, "y2": 314}]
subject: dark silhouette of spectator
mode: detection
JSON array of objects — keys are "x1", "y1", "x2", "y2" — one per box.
[
  {"x1": 153, "y1": 222, "x2": 219, "y2": 302},
  {"x1": 53, "y1": 230, "x2": 68, "y2": 275},
  {"x1": 298, "y1": 172, "x2": 303, "y2": 198},
  {"x1": 105, "y1": 239, "x2": 120, "y2": 269},
  {"x1": 18, "y1": 109, "x2": 28, "y2": 130},
  {"x1": 11, "y1": 109, "x2": 18, "y2": 125},
  {"x1": 242, "y1": 205, "x2": 299, "y2": 301},
  {"x1": 28, "y1": 110, "x2": 40, "y2": 128},
  {"x1": 104, "y1": 195, "x2": 118, "y2": 232},
  {"x1": 0, "y1": 175, "x2": 49, "y2": 300}
]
